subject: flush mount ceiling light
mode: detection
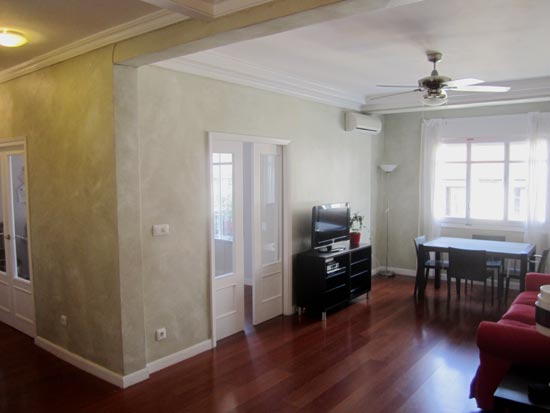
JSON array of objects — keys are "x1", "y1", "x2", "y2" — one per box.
[
  {"x1": 422, "y1": 89, "x2": 448, "y2": 107},
  {"x1": 0, "y1": 29, "x2": 28, "y2": 47}
]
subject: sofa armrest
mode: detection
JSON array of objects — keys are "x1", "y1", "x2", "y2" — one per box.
[
  {"x1": 526, "y1": 273, "x2": 550, "y2": 292},
  {"x1": 477, "y1": 321, "x2": 550, "y2": 365}
]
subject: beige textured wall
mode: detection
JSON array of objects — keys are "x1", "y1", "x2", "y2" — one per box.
[
  {"x1": 114, "y1": 65, "x2": 147, "y2": 374},
  {"x1": 0, "y1": 47, "x2": 123, "y2": 373},
  {"x1": 382, "y1": 102, "x2": 550, "y2": 271},
  {"x1": 132, "y1": 65, "x2": 377, "y2": 362}
]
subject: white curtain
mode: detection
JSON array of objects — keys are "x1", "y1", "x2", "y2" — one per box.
[
  {"x1": 524, "y1": 112, "x2": 550, "y2": 261},
  {"x1": 418, "y1": 118, "x2": 443, "y2": 239}
]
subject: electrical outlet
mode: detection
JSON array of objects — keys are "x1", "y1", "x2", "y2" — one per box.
[
  {"x1": 60, "y1": 314, "x2": 68, "y2": 327},
  {"x1": 155, "y1": 327, "x2": 167, "y2": 341},
  {"x1": 152, "y1": 224, "x2": 170, "y2": 237}
]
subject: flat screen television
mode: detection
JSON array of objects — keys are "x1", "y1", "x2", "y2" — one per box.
[{"x1": 311, "y1": 202, "x2": 350, "y2": 251}]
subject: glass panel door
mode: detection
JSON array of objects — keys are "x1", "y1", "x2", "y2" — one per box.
[
  {"x1": 252, "y1": 143, "x2": 283, "y2": 325},
  {"x1": 0, "y1": 146, "x2": 34, "y2": 337},
  {"x1": 211, "y1": 139, "x2": 244, "y2": 342},
  {"x1": 9, "y1": 154, "x2": 29, "y2": 281}
]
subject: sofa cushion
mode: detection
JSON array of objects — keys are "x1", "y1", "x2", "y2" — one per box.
[
  {"x1": 513, "y1": 291, "x2": 539, "y2": 306},
  {"x1": 501, "y1": 303, "x2": 536, "y2": 325},
  {"x1": 499, "y1": 318, "x2": 537, "y2": 330}
]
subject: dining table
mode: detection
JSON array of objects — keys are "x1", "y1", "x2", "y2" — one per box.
[{"x1": 416, "y1": 237, "x2": 536, "y2": 300}]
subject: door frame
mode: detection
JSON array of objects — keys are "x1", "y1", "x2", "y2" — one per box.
[
  {"x1": 208, "y1": 132, "x2": 291, "y2": 346},
  {"x1": 0, "y1": 136, "x2": 35, "y2": 337}
]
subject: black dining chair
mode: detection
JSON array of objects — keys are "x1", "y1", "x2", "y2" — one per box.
[
  {"x1": 471, "y1": 234, "x2": 505, "y2": 294},
  {"x1": 447, "y1": 247, "x2": 495, "y2": 306},
  {"x1": 414, "y1": 235, "x2": 448, "y2": 296},
  {"x1": 505, "y1": 249, "x2": 549, "y2": 304}
]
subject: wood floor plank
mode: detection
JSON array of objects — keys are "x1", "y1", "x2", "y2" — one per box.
[{"x1": 0, "y1": 276, "x2": 516, "y2": 412}]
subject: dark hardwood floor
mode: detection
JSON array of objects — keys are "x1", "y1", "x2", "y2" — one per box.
[{"x1": 0, "y1": 276, "x2": 516, "y2": 412}]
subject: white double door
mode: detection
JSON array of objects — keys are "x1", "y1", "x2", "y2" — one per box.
[
  {"x1": 211, "y1": 139, "x2": 283, "y2": 341},
  {"x1": 0, "y1": 146, "x2": 34, "y2": 337}
]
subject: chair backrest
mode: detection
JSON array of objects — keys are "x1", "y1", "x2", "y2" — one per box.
[
  {"x1": 414, "y1": 235, "x2": 428, "y2": 263},
  {"x1": 538, "y1": 249, "x2": 550, "y2": 273},
  {"x1": 472, "y1": 234, "x2": 506, "y2": 242},
  {"x1": 414, "y1": 235, "x2": 427, "y2": 252},
  {"x1": 448, "y1": 247, "x2": 488, "y2": 281}
]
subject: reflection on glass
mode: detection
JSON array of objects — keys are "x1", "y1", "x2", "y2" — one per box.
[
  {"x1": 438, "y1": 144, "x2": 467, "y2": 162},
  {"x1": 261, "y1": 154, "x2": 280, "y2": 265},
  {"x1": 470, "y1": 163, "x2": 504, "y2": 220},
  {"x1": 471, "y1": 142, "x2": 504, "y2": 161},
  {"x1": 510, "y1": 142, "x2": 529, "y2": 161},
  {"x1": 508, "y1": 162, "x2": 528, "y2": 221},
  {"x1": 10, "y1": 154, "x2": 29, "y2": 280},
  {"x1": 436, "y1": 162, "x2": 466, "y2": 218},
  {"x1": 212, "y1": 153, "x2": 234, "y2": 277}
]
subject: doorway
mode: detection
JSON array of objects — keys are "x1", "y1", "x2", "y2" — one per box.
[
  {"x1": 209, "y1": 133, "x2": 290, "y2": 343},
  {"x1": 0, "y1": 142, "x2": 34, "y2": 337}
]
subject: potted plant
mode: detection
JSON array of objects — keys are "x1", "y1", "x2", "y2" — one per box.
[{"x1": 349, "y1": 212, "x2": 364, "y2": 248}]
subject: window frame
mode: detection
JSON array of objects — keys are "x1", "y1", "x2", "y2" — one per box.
[{"x1": 438, "y1": 136, "x2": 528, "y2": 230}]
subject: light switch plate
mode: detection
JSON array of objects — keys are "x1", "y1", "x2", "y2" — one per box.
[{"x1": 152, "y1": 224, "x2": 170, "y2": 236}]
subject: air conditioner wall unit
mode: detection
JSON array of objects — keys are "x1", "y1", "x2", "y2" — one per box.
[{"x1": 345, "y1": 112, "x2": 382, "y2": 134}]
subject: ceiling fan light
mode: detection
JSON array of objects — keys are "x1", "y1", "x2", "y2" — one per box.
[
  {"x1": 422, "y1": 90, "x2": 448, "y2": 107},
  {"x1": 0, "y1": 29, "x2": 28, "y2": 47}
]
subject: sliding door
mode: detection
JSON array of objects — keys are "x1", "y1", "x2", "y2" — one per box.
[{"x1": 0, "y1": 147, "x2": 34, "y2": 337}]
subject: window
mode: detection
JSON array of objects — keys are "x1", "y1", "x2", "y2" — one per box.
[
  {"x1": 435, "y1": 140, "x2": 529, "y2": 224},
  {"x1": 212, "y1": 153, "x2": 234, "y2": 240}
]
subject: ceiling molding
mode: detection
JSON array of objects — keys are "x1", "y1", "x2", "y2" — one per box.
[
  {"x1": 363, "y1": 96, "x2": 550, "y2": 115},
  {"x1": 139, "y1": 0, "x2": 273, "y2": 19},
  {"x1": 0, "y1": 10, "x2": 188, "y2": 84},
  {"x1": 154, "y1": 51, "x2": 364, "y2": 110}
]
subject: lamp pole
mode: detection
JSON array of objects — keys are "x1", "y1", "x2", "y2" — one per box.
[{"x1": 378, "y1": 164, "x2": 397, "y2": 277}]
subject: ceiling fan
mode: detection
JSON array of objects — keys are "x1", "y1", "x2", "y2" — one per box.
[{"x1": 372, "y1": 51, "x2": 511, "y2": 106}]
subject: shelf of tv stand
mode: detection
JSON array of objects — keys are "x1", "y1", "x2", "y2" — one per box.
[{"x1": 296, "y1": 244, "x2": 371, "y2": 319}]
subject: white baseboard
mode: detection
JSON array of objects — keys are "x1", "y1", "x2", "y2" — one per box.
[
  {"x1": 146, "y1": 339, "x2": 213, "y2": 374},
  {"x1": 35, "y1": 336, "x2": 149, "y2": 388},
  {"x1": 122, "y1": 367, "x2": 150, "y2": 388},
  {"x1": 35, "y1": 336, "x2": 214, "y2": 388},
  {"x1": 373, "y1": 266, "x2": 416, "y2": 277}
]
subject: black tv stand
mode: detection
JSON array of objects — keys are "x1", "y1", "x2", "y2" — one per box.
[{"x1": 296, "y1": 244, "x2": 371, "y2": 320}]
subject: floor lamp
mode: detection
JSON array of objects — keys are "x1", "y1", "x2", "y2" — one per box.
[{"x1": 378, "y1": 164, "x2": 398, "y2": 277}]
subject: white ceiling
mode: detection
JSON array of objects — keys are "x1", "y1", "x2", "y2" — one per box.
[
  {"x1": 156, "y1": 0, "x2": 550, "y2": 112},
  {"x1": 0, "y1": 0, "x2": 278, "y2": 83},
  {"x1": 0, "y1": 0, "x2": 167, "y2": 72}
]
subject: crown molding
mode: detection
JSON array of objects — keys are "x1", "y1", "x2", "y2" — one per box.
[
  {"x1": 0, "y1": 10, "x2": 188, "y2": 84},
  {"x1": 139, "y1": 0, "x2": 273, "y2": 19},
  {"x1": 154, "y1": 51, "x2": 364, "y2": 110}
]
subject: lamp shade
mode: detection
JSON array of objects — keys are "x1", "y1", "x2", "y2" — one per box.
[{"x1": 379, "y1": 164, "x2": 397, "y2": 173}]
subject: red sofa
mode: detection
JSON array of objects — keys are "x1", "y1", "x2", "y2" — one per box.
[{"x1": 470, "y1": 272, "x2": 550, "y2": 410}]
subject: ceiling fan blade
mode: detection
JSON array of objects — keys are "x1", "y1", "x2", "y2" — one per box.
[
  {"x1": 376, "y1": 84, "x2": 420, "y2": 88},
  {"x1": 369, "y1": 89, "x2": 422, "y2": 101},
  {"x1": 449, "y1": 85, "x2": 511, "y2": 93},
  {"x1": 444, "y1": 78, "x2": 484, "y2": 88}
]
